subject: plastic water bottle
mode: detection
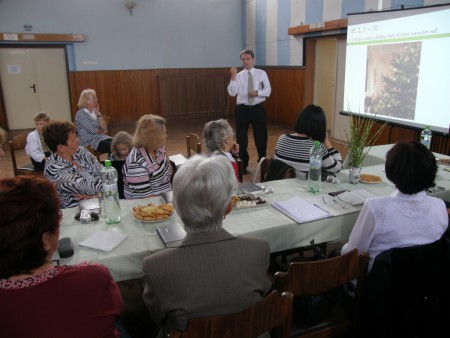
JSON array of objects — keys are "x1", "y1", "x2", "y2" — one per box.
[
  {"x1": 308, "y1": 141, "x2": 322, "y2": 193},
  {"x1": 101, "y1": 160, "x2": 121, "y2": 224},
  {"x1": 420, "y1": 125, "x2": 432, "y2": 150}
]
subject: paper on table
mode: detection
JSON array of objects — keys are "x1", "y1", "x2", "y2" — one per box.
[
  {"x1": 272, "y1": 196, "x2": 330, "y2": 224},
  {"x1": 169, "y1": 154, "x2": 187, "y2": 167},
  {"x1": 79, "y1": 231, "x2": 128, "y2": 252},
  {"x1": 337, "y1": 190, "x2": 375, "y2": 206}
]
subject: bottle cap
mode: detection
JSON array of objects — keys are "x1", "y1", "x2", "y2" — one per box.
[
  {"x1": 105, "y1": 159, "x2": 111, "y2": 167},
  {"x1": 314, "y1": 140, "x2": 320, "y2": 146}
]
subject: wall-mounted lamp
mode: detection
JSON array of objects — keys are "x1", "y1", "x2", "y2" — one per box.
[
  {"x1": 24, "y1": 24, "x2": 33, "y2": 32},
  {"x1": 125, "y1": 1, "x2": 136, "y2": 15}
]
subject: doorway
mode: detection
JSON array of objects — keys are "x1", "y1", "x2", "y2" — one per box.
[
  {"x1": 307, "y1": 36, "x2": 348, "y2": 142},
  {"x1": 0, "y1": 47, "x2": 71, "y2": 130}
]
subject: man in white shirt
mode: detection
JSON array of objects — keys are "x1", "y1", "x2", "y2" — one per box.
[{"x1": 227, "y1": 49, "x2": 271, "y2": 173}]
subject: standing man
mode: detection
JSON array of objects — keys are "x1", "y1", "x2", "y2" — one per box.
[{"x1": 227, "y1": 49, "x2": 271, "y2": 173}]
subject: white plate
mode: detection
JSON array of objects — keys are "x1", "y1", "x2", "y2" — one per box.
[
  {"x1": 359, "y1": 178, "x2": 382, "y2": 184},
  {"x1": 132, "y1": 212, "x2": 175, "y2": 223}
]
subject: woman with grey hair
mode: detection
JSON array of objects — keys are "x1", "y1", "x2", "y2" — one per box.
[
  {"x1": 142, "y1": 155, "x2": 271, "y2": 337},
  {"x1": 202, "y1": 118, "x2": 241, "y2": 181}
]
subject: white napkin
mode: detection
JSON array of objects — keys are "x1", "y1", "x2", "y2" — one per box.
[{"x1": 79, "y1": 231, "x2": 128, "y2": 252}]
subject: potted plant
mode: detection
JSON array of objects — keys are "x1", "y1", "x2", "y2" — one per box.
[{"x1": 344, "y1": 111, "x2": 387, "y2": 183}]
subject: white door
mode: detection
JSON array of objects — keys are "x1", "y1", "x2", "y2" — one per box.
[{"x1": 0, "y1": 47, "x2": 71, "y2": 130}]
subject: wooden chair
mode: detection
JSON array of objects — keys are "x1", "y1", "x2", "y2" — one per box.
[
  {"x1": 358, "y1": 237, "x2": 447, "y2": 338},
  {"x1": 274, "y1": 249, "x2": 369, "y2": 338},
  {"x1": 86, "y1": 144, "x2": 106, "y2": 161},
  {"x1": 186, "y1": 133, "x2": 201, "y2": 158},
  {"x1": 9, "y1": 133, "x2": 42, "y2": 176},
  {"x1": 253, "y1": 157, "x2": 295, "y2": 183},
  {"x1": 168, "y1": 290, "x2": 294, "y2": 338}
]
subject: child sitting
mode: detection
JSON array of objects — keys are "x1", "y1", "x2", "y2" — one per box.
[
  {"x1": 109, "y1": 131, "x2": 132, "y2": 161},
  {"x1": 25, "y1": 112, "x2": 51, "y2": 170}
]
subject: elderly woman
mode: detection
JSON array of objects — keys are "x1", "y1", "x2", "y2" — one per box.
[
  {"x1": 203, "y1": 119, "x2": 241, "y2": 181},
  {"x1": 0, "y1": 176, "x2": 124, "y2": 338},
  {"x1": 275, "y1": 104, "x2": 342, "y2": 179},
  {"x1": 342, "y1": 141, "x2": 448, "y2": 271},
  {"x1": 122, "y1": 114, "x2": 172, "y2": 199},
  {"x1": 43, "y1": 121, "x2": 103, "y2": 208},
  {"x1": 0, "y1": 126, "x2": 6, "y2": 157},
  {"x1": 75, "y1": 88, "x2": 112, "y2": 153},
  {"x1": 142, "y1": 156, "x2": 272, "y2": 337}
]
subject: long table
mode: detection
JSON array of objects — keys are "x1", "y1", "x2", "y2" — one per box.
[{"x1": 56, "y1": 162, "x2": 450, "y2": 282}]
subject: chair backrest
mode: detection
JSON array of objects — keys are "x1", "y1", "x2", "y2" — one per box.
[
  {"x1": 9, "y1": 133, "x2": 42, "y2": 176},
  {"x1": 86, "y1": 144, "x2": 104, "y2": 161},
  {"x1": 274, "y1": 249, "x2": 369, "y2": 338},
  {"x1": 186, "y1": 133, "x2": 201, "y2": 158},
  {"x1": 254, "y1": 157, "x2": 295, "y2": 183},
  {"x1": 236, "y1": 157, "x2": 244, "y2": 182},
  {"x1": 168, "y1": 290, "x2": 294, "y2": 338},
  {"x1": 359, "y1": 237, "x2": 446, "y2": 337}
]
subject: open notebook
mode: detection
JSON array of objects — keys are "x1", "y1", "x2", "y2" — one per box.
[{"x1": 272, "y1": 196, "x2": 330, "y2": 224}]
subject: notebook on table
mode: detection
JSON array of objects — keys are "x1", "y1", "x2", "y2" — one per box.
[
  {"x1": 157, "y1": 223, "x2": 186, "y2": 248},
  {"x1": 272, "y1": 196, "x2": 330, "y2": 224}
]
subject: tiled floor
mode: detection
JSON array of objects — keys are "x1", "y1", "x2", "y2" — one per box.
[{"x1": 1, "y1": 117, "x2": 347, "y2": 182}]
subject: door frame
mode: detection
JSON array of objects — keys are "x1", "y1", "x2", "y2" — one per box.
[{"x1": 0, "y1": 44, "x2": 72, "y2": 131}]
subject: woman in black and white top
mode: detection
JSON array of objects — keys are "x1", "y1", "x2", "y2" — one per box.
[
  {"x1": 43, "y1": 121, "x2": 103, "y2": 208},
  {"x1": 275, "y1": 104, "x2": 342, "y2": 179},
  {"x1": 75, "y1": 88, "x2": 112, "y2": 154}
]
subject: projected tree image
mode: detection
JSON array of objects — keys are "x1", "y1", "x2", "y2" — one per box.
[{"x1": 366, "y1": 42, "x2": 422, "y2": 120}]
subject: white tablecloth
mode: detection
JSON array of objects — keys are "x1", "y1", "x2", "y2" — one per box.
[
  {"x1": 56, "y1": 162, "x2": 450, "y2": 282},
  {"x1": 343, "y1": 144, "x2": 450, "y2": 169}
]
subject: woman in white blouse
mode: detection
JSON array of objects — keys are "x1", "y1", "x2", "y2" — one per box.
[{"x1": 341, "y1": 141, "x2": 448, "y2": 271}]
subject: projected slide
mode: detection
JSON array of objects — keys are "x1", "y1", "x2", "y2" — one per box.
[{"x1": 344, "y1": 5, "x2": 450, "y2": 133}]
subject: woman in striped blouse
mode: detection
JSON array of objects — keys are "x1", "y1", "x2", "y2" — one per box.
[
  {"x1": 275, "y1": 104, "x2": 343, "y2": 180},
  {"x1": 75, "y1": 88, "x2": 112, "y2": 153},
  {"x1": 123, "y1": 115, "x2": 173, "y2": 199},
  {"x1": 43, "y1": 121, "x2": 103, "y2": 208}
]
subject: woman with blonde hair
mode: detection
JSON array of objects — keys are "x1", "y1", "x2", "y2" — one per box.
[
  {"x1": 75, "y1": 88, "x2": 112, "y2": 153},
  {"x1": 123, "y1": 115, "x2": 173, "y2": 199}
]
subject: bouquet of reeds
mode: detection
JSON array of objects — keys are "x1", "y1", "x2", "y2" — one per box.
[{"x1": 344, "y1": 110, "x2": 387, "y2": 168}]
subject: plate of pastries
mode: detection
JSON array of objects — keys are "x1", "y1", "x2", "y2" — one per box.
[
  {"x1": 231, "y1": 194, "x2": 267, "y2": 210},
  {"x1": 132, "y1": 203, "x2": 175, "y2": 222},
  {"x1": 359, "y1": 173, "x2": 382, "y2": 184}
]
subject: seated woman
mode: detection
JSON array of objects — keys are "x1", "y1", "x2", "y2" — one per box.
[
  {"x1": 43, "y1": 121, "x2": 103, "y2": 208},
  {"x1": 275, "y1": 104, "x2": 342, "y2": 179},
  {"x1": 341, "y1": 141, "x2": 448, "y2": 271},
  {"x1": 123, "y1": 115, "x2": 172, "y2": 199},
  {"x1": 0, "y1": 176, "x2": 124, "y2": 338},
  {"x1": 25, "y1": 111, "x2": 51, "y2": 170},
  {"x1": 142, "y1": 156, "x2": 272, "y2": 337},
  {"x1": 75, "y1": 88, "x2": 112, "y2": 154},
  {"x1": 109, "y1": 131, "x2": 133, "y2": 161},
  {"x1": 203, "y1": 119, "x2": 240, "y2": 181}
]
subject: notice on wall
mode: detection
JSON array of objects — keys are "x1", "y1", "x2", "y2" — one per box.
[
  {"x1": 7, "y1": 65, "x2": 21, "y2": 74},
  {"x1": 3, "y1": 33, "x2": 18, "y2": 41}
]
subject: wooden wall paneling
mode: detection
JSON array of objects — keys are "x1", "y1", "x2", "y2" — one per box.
[{"x1": 264, "y1": 67, "x2": 305, "y2": 128}]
